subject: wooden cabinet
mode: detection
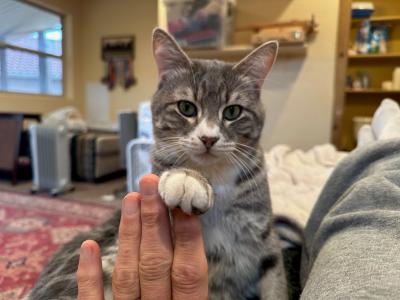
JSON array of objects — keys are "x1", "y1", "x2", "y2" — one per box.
[{"x1": 333, "y1": 0, "x2": 400, "y2": 150}]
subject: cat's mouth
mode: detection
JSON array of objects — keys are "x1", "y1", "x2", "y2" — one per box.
[
  {"x1": 190, "y1": 150, "x2": 220, "y2": 165},
  {"x1": 199, "y1": 151, "x2": 216, "y2": 158}
]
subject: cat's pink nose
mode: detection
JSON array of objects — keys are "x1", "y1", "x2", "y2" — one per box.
[{"x1": 200, "y1": 136, "x2": 219, "y2": 149}]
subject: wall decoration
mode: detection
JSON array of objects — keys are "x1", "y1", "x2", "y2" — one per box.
[{"x1": 101, "y1": 36, "x2": 137, "y2": 90}]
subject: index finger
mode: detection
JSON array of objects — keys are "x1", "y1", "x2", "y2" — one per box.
[
  {"x1": 77, "y1": 240, "x2": 104, "y2": 300},
  {"x1": 171, "y1": 209, "x2": 208, "y2": 300}
]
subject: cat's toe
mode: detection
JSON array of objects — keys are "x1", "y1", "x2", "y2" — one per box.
[
  {"x1": 158, "y1": 171, "x2": 184, "y2": 208},
  {"x1": 179, "y1": 175, "x2": 209, "y2": 214},
  {"x1": 158, "y1": 170, "x2": 213, "y2": 214}
]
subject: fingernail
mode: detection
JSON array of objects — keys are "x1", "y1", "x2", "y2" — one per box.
[
  {"x1": 124, "y1": 197, "x2": 139, "y2": 215},
  {"x1": 141, "y1": 180, "x2": 158, "y2": 196},
  {"x1": 80, "y1": 242, "x2": 93, "y2": 260}
]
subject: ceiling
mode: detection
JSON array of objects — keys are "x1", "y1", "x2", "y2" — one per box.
[{"x1": 0, "y1": 0, "x2": 61, "y2": 37}]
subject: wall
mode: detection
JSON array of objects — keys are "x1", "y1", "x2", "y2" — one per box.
[
  {"x1": 235, "y1": 0, "x2": 340, "y2": 150},
  {"x1": 0, "y1": 0, "x2": 158, "y2": 121},
  {"x1": 80, "y1": 0, "x2": 158, "y2": 122},
  {"x1": 0, "y1": 0, "x2": 339, "y2": 150},
  {"x1": 0, "y1": 0, "x2": 83, "y2": 115}
]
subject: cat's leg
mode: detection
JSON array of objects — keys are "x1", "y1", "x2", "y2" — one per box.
[
  {"x1": 259, "y1": 234, "x2": 288, "y2": 300},
  {"x1": 158, "y1": 168, "x2": 214, "y2": 214},
  {"x1": 206, "y1": 232, "x2": 288, "y2": 300},
  {"x1": 259, "y1": 266, "x2": 288, "y2": 300}
]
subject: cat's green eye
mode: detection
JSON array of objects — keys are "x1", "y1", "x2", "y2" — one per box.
[
  {"x1": 178, "y1": 100, "x2": 197, "y2": 117},
  {"x1": 223, "y1": 105, "x2": 242, "y2": 121}
]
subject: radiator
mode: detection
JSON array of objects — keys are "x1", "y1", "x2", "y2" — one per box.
[{"x1": 29, "y1": 124, "x2": 73, "y2": 196}]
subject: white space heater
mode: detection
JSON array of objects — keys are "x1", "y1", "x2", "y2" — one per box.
[
  {"x1": 126, "y1": 139, "x2": 153, "y2": 192},
  {"x1": 126, "y1": 102, "x2": 154, "y2": 192},
  {"x1": 29, "y1": 124, "x2": 74, "y2": 196}
]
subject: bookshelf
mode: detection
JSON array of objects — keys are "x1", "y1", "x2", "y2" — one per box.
[
  {"x1": 348, "y1": 53, "x2": 400, "y2": 60},
  {"x1": 345, "y1": 88, "x2": 400, "y2": 94},
  {"x1": 332, "y1": 0, "x2": 400, "y2": 150}
]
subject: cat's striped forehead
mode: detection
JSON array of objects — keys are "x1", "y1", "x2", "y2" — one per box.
[
  {"x1": 168, "y1": 59, "x2": 262, "y2": 114},
  {"x1": 152, "y1": 58, "x2": 265, "y2": 143}
]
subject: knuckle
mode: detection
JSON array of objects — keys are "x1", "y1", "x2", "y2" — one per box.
[
  {"x1": 176, "y1": 215, "x2": 198, "y2": 232},
  {"x1": 175, "y1": 228, "x2": 197, "y2": 246},
  {"x1": 76, "y1": 271, "x2": 101, "y2": 289},
  {"x1": 141, "y1": 205, "x2": 163, "y2": 225},
  {"x1": 172, "y1": 263, "x2": 206, "y2": 291},
  {"x1": 112, "y1": 268, "x2": 139, "y2": 291},
  {"x1": 116, "y1": 244, "x2": 137, "y2": 260},
  {"x1": 119, "y1": 225, "x2": 141, "y2": 242},
  {"x1": 139, "y1": 254, "x2": 172, "y2": 281}
]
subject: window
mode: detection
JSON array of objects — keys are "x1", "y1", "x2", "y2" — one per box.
[{"x1": 0, "y1": 0, "x2": 63, "y2": 96}]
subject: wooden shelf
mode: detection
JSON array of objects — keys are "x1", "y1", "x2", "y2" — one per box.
[
  {"x1": 348, "y1": 52, "x2": 400, "y2": 60},
  {"x1": 346, "y1": 89, "x2": 400, "y2": 94},
  {"x1": 185, "y1": 42, "x2": 307, "y2": 61},
  {"x1": 352, "y1": 15, "x2": 400, "y2": 24},
  {"x1": 334, "y1": 1, "x2": 400, "y2": 151}
]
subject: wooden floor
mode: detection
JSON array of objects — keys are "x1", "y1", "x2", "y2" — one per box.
[{"x1": 0, "y1": 176, "x2": 126, "y2": 207}]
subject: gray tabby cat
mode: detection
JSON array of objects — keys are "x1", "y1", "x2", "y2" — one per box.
[{"x1": 26, "y1": 28, "x2": 287, "y2": 300}]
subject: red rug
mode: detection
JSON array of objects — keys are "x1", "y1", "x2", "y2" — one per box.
[{"x1": 0, "y1": 191, "x2": 115, "y2": 300}]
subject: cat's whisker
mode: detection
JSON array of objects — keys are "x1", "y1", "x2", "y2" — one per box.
[
  {"x1": 230, "y1": 151, "x2": 262, "y2": 196},
  {"x1": 234, "y1": 146, "x2": 258, "y2": 159},
  {"x1": 233, "y1": 148, "x2": 260, "y2": 164},
  {"x1": 234, "y1": 149, "x2": 264, "y2": 172},
  {"x1": 173, "y1": 150, "x2": 188, "y2": 166},
  {"x1": 157, "y1": 138, "x2": 186, "y2": 147},
  {"x1": 154, "y1": 143, "x2": 181, "y2": 153},
  {"x1": 235, "y1": 142, "x2": 257, "y2": 150},
  {"x1": 156, "y1": 148, "x2": 187, "y2": 167},
  {"x1": 228, "y1": 152, "x2": 261, "y2": 203},
  {"x1": 235, "y1": 144, "x2": 261, "y2": 161},
  {"x1": 229, "y1": 152, "x2": 252, "y2": 183},
  {"x1": 154, "y1": 145, "x2": 185, "y2": 158},
  {"x1": 234, "y1": 145, "x2": 263, "y2": 167}
]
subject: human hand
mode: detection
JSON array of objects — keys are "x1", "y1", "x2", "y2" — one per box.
[{"x1": 76, "y1": 174, "x2": 208, "y2": 300}]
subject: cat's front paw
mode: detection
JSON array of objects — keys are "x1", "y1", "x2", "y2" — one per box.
[{"x1": 158, "y1": 169, "x2": 214, "y2": 214}]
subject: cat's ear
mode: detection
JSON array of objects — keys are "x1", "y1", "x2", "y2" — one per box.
[
  {"x1": 152, "y1": 27, "x2": 192, "y2": 78},
  {"x1": 233, "y1": 41, "x2": 279, "y2": 87}
]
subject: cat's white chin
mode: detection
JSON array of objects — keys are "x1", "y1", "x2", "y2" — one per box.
[{"x1": 190, "y1": 152, "x2": 221, "y2": 165}]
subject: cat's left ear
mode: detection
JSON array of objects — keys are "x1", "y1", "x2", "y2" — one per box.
[
  {"x1": 152, "y1": 27, "x2": 192, "y2": 78},
  {"x1": 233, "y1": 41, "x2": 279, "y2": 87}
]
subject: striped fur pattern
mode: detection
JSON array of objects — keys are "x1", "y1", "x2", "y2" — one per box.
[
  {"x1": 26, "y1": 28, "x2": 287, "y2": 300},
  {"x1": 151, "y1": 29, "x2": 287, "y2": 299}
]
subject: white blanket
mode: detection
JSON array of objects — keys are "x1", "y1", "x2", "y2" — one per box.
[{"x1": 265, "y1": 144, "x2": 348, "y2": 227}]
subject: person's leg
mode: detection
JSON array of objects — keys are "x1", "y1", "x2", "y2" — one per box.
[
  {"x1": 301, "y1": 99, "x2": 400, "y2": 299},
  {"x1": 357, "y1": 98, "x2": 400, "y2": 148}
]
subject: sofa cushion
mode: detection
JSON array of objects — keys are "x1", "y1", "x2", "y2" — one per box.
[{"x1": 95, "y1": 135, "x2": 120, "y2": 155}]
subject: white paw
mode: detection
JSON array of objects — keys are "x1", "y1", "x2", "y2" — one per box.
[{"x1": 158, "y1": 170, "x2": 213, "y2": 214}]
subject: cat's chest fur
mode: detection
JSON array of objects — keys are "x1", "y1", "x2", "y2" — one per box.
[
  {"x1": 198, "y1": 166, "x2": 241, "y2": 256},
  {"x1": 201, "y1": 185, "x2": 237, "y2": 255}
]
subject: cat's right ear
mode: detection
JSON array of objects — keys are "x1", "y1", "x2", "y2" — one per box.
[
  {"x1": 233, "y1": 41, "x2": 278, "y2": 88},
  {"x1": 152, "y1": 28, "x2": 192, "y2": 78}
]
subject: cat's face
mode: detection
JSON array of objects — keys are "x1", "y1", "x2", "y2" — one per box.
[{"x1": 151, "y1": 28, "x2": 278, "y2": 167}]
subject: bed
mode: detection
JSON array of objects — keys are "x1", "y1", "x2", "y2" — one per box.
[{"x1": 266, "y1": 144, "x2": 348, "y2": 228}]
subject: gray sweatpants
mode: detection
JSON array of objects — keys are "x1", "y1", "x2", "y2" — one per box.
[{"x1": 301, "y1": 140, "x2": 400, "y2": 299}]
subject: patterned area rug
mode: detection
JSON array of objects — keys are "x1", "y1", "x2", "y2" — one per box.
[{"x1": 0, "y1": 191, "x2": 115, "y2": 300}]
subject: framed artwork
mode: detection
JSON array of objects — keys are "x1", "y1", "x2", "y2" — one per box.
[{"x1": 101, "y1": 36, "x2": 137, "y2": 90}]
